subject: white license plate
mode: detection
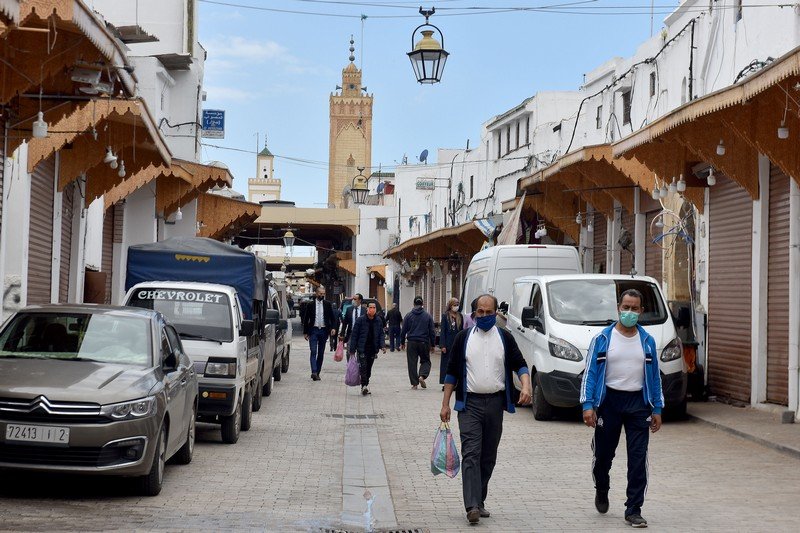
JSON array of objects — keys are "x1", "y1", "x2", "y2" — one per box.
[{"x1": 5, "y1": 424, "x2": 70, "y2": 445}]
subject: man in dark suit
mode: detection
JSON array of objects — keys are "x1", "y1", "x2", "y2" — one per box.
[
  {"x1": 339, "y1": 293, "x2": 365, "y2": 351},
  {"x1": 302, "y1": 285, "x2": 337, "y2": 381}
]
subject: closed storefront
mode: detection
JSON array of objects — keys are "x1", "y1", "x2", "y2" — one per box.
[
  {"x1": 592, "y1": 212, "x2": 607, "y2": 273},
  {"x1": 27, "y1": 158, "x2": 55, "y2": 305},
  {"x1": 620, "y1": 208, "x2": 635, "y2": 275},
  {"x1": 707, "y1": 175, "x2": 752, "y2": 402},
  {"x1": 766, "y1": 165, "x2": 790, "y2": 405},
  {"x1": 645, "y1": 210, "x2": 663, "y2": 283},
  {"x1": 59, "y1": 182, "x2": 75, "y2": 302},
  {"x1": 101, "y1": 204, "x2": 123, "y2": 305}
]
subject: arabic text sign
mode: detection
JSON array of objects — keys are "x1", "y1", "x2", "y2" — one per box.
[{"x1": 202, "y1": 109, "x2": 225, "y2": 139}]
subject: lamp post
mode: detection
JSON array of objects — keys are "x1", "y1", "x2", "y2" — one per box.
[
  {"x1": 351, "y1": 167, "x2": 369, "y2": 205},
  {"x1": 408, "y1": 7, "x2": 449, "y2": 84}
]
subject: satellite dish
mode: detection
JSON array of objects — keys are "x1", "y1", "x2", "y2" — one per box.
[{"x1": 419, "y1": 149, "x2": 429, "y2": 164}]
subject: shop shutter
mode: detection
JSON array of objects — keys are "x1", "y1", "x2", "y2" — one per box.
[
  {"x1": 0, "y1": 137, "x2": 4, "y2": 236},
  {"x1": 620, "y1": 208, "x2": 635, "y2": 275},
  {"x1": 592, "y1": 213, "x2": 607, "y2": 273},
  {"x1": 102, "y1": 208, "x2": 114, "y2": 304},
  {"x1": 645, "y1": 210, "x2": 663, "y2": 282},
  {"x1": 59, "y1": 182, "x2": 75, "y2": 302},
  {"x1": 707, "y1": 175, "x2": 752, "y2": 402},
  {"x1": 766, "y1": 165, "x2": 790, "y2": 405},
  {"x1": 27, "y1": 158, "x2": 55, "y2": 305}
]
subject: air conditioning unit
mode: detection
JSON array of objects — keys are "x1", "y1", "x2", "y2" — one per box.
[{"x1": 70, "y1": 67, "x2": 102, "y2": 85}]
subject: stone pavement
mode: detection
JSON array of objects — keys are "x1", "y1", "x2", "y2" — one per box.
[{"x1": 0, "y1": 321, "x2": 798, "y2": 532}]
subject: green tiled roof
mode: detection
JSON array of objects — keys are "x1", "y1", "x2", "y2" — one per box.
[{"x1": 259, "y1": 146, "x2": 273, "y2": 157}]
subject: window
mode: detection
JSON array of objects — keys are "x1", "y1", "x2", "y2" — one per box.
[
  {"x1": 496, "y1": 132, "x2": 502, "y2": 159},
  {"x1": 128, "y1": 289, "x2": 233, "y2": 343},
  {"x1": 621, "y1": 90, "x2": 632, "y2": 125},
  {"x1": 649, "y1": 71, "x2": 656, "y2": 97},
  {"x1": 525, "y1": 116, "x2": 530, "y2": 145},
  {"x1": 515, "y1": 121, "x2": 520, "y2": 149},
  {"x1": 546, "y1": 279, "x2": 668, "y2": 326},
  {"x1": 510, "y1": 281, "x2": 532, "y2": 319},
  {"x1": 469, "y1": 175, "x2": 474, "y2": 199},
  {"x1": 506, "y1": 125, "x2": 511, "y2": 154},
  {"x1": 376, "y1": 217, "x2": 388, "y2": 230},
  {"x1": 531, "y1": 284, "x2": 545, "y2": 333},
  {"x1": 595, "y1": 105, "x2": 603, "y2": 129}
]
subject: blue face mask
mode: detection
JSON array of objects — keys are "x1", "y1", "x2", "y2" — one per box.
[
  {"x1": 619, "y1": 310, "x2": 640, "y2": 328},
  {"x1": 475, "y1": 314, "x2": 496, "y2": 331}
]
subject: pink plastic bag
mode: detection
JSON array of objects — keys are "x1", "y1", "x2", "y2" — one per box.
[
  {"x1": 430, "y1": 422, "x2": 460, "y2": 478},
  {"x1": 334, "y1": 340, "x2": 344, "y2": 362},
  {"x1": 345, "y1": 352, "x2": 360, "y2": 386}
]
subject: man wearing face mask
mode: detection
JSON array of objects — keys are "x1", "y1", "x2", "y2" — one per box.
[
  {"x1": 349, "y1": 302, "x2": 386, "y2": 395},
  {"x1": 580, "y1": 288, "x2": 664, "y2": 529},
  {"x1": 440, "y1": 294, "x2": 532, "y2": 525},
  {"x1": 302, "y1": 285, "x2": 338, "y2": 381}
]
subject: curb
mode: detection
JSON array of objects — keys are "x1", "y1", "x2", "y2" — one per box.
[{"x1": 688, "y1": 414, "x2": 800, "y2": 461}]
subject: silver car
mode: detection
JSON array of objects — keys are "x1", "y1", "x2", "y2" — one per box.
[{"x1": 0, "y1": 305, "x2": 198, "y2": 496}]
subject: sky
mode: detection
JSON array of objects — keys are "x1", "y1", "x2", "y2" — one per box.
[{"x1": 197, "y1": 1, "x2": 678, "y2": 206}]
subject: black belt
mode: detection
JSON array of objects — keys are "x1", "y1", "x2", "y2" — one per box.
[{"x1": 468, "y1": 390, "x2": 505, "y2": 398}]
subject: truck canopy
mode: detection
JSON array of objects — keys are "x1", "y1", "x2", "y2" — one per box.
[{"x1": 126, "y1": 237, "x2": 266, "y2": 319}]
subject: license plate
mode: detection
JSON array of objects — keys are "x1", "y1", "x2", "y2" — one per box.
[{"x1": 5, "y1": 424, "x2": 70, "y2": 445}]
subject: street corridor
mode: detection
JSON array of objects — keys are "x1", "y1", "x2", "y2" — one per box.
[{"x1": 0, "y1": 321, "x2": 798, "y2": 532}]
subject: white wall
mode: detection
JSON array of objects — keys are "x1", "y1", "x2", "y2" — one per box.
[
  {"x1": 1, "y1": 143, "x2": 31, "y2": 318},
  {"x1": 354, "y1": 205, "x2": 397, "y2": 297}
]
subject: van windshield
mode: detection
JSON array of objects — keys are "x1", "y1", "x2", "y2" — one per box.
[
  {"x1": 128, "y1": 289, "x2": 233, "y2": 342},
  {"x1": 546, "y1": 279, "x2": 668, "y2": 326}
]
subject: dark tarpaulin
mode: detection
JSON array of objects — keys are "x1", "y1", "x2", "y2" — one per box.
[{"x1": 126, "y1": 237, "x2": 266, "y2": 318}]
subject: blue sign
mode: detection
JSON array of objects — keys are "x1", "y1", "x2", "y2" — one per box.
[{"x1": 202, "y1": 109, "x2": 225, "y2": 139}]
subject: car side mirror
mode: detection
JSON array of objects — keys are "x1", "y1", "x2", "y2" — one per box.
[
  {"x1": 499, "y1": 301, "x2": 509, "y2": 314},
  {"x1": 264, "y1": 309, "x2": 279, "y2": 325},
  {"x1": 277, "y1": 319, "x2": 288, "y2": 331},
  {"x1": 240, "y1": 319, "x2": 255, "y2": 337},
  {"x1": 162, "y1": 351, "x2": 178, "y2": 372},
  {"x1": 521, "y1": 306, "x2": 544, "y2": 332}
]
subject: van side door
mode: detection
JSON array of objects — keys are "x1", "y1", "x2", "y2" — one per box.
[{"x1": 507, "y1": 280, "x2": 534, "y2": 365}]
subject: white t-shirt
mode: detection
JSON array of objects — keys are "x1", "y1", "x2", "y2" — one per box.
[
  {"x1": 465, "y1": 327, "x2": 506, "y2": 394},
  {"x1": 605, "y1": 328, "x2": 645, "y2": 391},
  {"x1": 314, "y1": 299, "x2": 325, "y2": 328}
]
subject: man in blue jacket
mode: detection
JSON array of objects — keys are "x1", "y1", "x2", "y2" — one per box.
[
  {"x1": 580, "y1": 289, "x2": 664, "y2": 529},
  {"x1": 399, "y1": 296, "x2": 435, "y2": 389},
  {"x1": 349, "y1": 302, "x2": 386, "y2": 395}
]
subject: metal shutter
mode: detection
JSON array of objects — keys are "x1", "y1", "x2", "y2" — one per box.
[
  {"x1": 707, "y1": 175, "x2": 752, "y2": 402},
  {"x1": 102, "y1": 208, "x2": 114, "y2": 304},
  {"x1": 645, "y1": 210, "x2": 663, "y2": 282},
  {"x1": 0, "y1": 136, "x2": 4, "y2": 236},
  {"x1": 620, "y1": 208, "x2": 635, "y2": 275},
  {"x1": 59, "y1": 182, "x2": 75, "y2": 302},
  {"x1": 27, "y1": 158, "x2": 55, "y2": 305},
  {"x1": 592, "y1": 212, "x2": 607, "y2": 273},
  {"x1": 767, "y1": 165, "x2": 790, "y2": 405}
]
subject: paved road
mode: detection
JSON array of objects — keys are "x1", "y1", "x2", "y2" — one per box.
[{"x1": 0, "y1": 320, "x2": 798, "y2": 532}]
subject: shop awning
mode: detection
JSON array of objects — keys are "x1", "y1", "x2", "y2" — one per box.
[
  {"x1": 196, "y1": 192, "x2": 261, "y2": 241},
  {"x1": 366, "y1": 264, "x2": 387, "y2": 280},
  {"x1": 383, "y1": 221, "x2": 487, "y2": 261},
  {"x1": 338, "y1": 259, "x2": 357, "y2": 277}
]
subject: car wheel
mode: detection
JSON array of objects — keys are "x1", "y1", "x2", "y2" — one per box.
[
  {"x1": 281, "y1": 346, "x2": 290, "y2": 373},
  {"x1": 252, "y1": 371, "x2": 264, "y2": 412},
  {"x1": 221, "y1": 397, "x2": 242, "y2": 444},
  {"x1": 532, "y1": 374, "x2": 554, "y2": 421},
  {"x1": 263, "y1": 372, "x2": 274, "y2": 397},
  {"x1": 273, "y1": 359, "x2": 282, "y2": 382},
  {"x1": 139, "y1": 424, "x2": 166, "y2": 496},
  {"x1": 241, "y1": 390, "x2": 253, "y2": 431},
  {"x1": 173, "y1": 406, "x2": 196, "y2": 465}
]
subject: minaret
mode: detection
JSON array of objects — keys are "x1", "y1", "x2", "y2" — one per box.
[
  {"x1": 328, "y1": 36, "x2": 373, "y2": 208},
  {"x1": 248, "y1": 139, "x2": 281, "y2": 202}
]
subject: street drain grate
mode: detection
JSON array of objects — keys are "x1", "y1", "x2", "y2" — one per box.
[
  {"x1": 316, "y1": 528, "x2": 429, "y2": 533},
  {"x1": 324, "y1": 414, "x2": 385, "y2": 419}
]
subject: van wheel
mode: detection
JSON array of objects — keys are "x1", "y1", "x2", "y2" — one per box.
[
  {"x1": 252, "y1": 372, "x2": 264, "y2": 412},
  {"x1": 138, "y1": 424, "x2": 166, "y2": 496},
  {"x1": 220, "y1": 397, "x2": 241, "y2": 444},
  {"x1": 273, "y1": 360, "x2": 282, "y2": 382},
  {"x1": 241, "y1": 390, "x2": 253, "y2": 431},
  {"x1": 281, "y1": 346, "x2": 290, "y2": 373},
  {"x1": 263, "y1": 372, "x2": 274, "y2": 397},
  {"x1": 173, "y1": 407, "x2": 195, "y2": 465},
  {"x1": 532, "y1": 374, "x2": 554, "y2": 421}
]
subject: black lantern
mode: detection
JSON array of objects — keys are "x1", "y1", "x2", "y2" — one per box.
[
  {"x1": 408, "y1": 7, "x2": 449, "y2": 84},
  {"x1": 282, "y1": 229, "x2": 296, "y2": 248},
  {"x1": 351, "y1": 167, "x2": 369, "y2": 205}
]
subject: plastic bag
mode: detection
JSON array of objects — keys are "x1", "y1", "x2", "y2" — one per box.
[
  {"x1": 334, "y1": 340, "x2": 344, "y2": 362},
  {"x1": 345, "y1": 352, "x2": 360, "y2": 386},
  {"x1": 430, "y1": 422, "x2": 460, "y2": 478}
]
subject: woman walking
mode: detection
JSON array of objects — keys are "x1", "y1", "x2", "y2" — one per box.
[{"x1": 439, "y1": 297, "x2": 464, "y2": 389}]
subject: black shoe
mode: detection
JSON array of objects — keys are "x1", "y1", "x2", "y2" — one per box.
[
  {"x1": 419, "y1": 377, "x2": 427, "y2": 389},
  {"x1": 311, "y1": 373, "x2": 320, "y2": 381},
  {"x1": 478, "y1": 507, "x2": 490, "y2": 518},
  {"x1": 595, "y1": 490, "x2": 609, "y2": 514},
  {"x1": 361, "y1": 386, "x2": 370, "y2": 396},
  {"x1": 466, "y1": 508, "x2": 480, "y2": 524},
  {"x1": 625, "y1": 514, "x2": 647, "y2": 528}
]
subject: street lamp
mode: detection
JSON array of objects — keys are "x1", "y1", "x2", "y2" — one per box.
[
  {"x1": 282, "y1": 229, "x2": 296, "y2": 248},
  {"x1": 408, "y1": 7, "x2": 449, "y2": 84},
  {"x1": 351, "y1": 167, "x2": 369, "y2": 205}
]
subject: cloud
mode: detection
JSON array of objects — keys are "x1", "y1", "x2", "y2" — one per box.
[
  {"x1": 203, "y1": 36, "x2": 329, "y2": 77},
  {"x1": 204, "y1": 85, "x2": 258, "y2": 102}
]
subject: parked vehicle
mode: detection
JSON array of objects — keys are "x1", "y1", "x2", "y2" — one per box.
[
  {"x1": 125, "y1": 237, "x2": 281, "y2": 444},
  {"x1": 0, "y1": 305, "x2": 198, "y2": 496},
  {"x1": 460, "y1": 245, "x2": 581, "y2": 314},
  {"x1": 269, "y1": 279, "x2": 292, "y2": 375},
  {"x1": 506, "y1": 274, "x2": 687, "y2": 420}
]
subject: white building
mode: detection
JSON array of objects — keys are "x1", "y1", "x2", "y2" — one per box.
[{"x1": 248, "y1": 144, "x2": 282, "y2": 203}]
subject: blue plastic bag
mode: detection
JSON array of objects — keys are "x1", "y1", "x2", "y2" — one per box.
[{"x1": 430, "y1": 423, "x2": 460, "y2": 478}]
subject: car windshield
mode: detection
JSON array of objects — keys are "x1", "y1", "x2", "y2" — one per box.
[
  {"x1": 546, "y1": 279, "x2": 668, "y2": 326},
  {"x1": 128, "y1": 288, "x2": 233, "y2": 343},
  {"x1": 0, "y1": 312, "x2": 151, "y2": 366}
]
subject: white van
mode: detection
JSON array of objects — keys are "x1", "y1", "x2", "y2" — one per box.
[
  {"x1": 506, "y1": 274, "x2": 687, "y2": 420},
  {"x1": 461, "y1": 245, "x2": 581, "y2": 313}
]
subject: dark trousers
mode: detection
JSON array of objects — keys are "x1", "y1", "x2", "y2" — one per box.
[
  {"x1": 439, "y1": 349, "x2": 451, "y2": 384},
  {"x1": 308, "y1": 327, "x2": 328, "y2": 374},
  {"x1": 457, "y1": 392, "x2": 504, "y2": 511},
  {"x1": 329, "y1": 334, "x2": 338, "y2": 351},
  {"x1": 592, "y1": 388, "x2": 651, "y2": 517},
  {"x1": 358, "y1": 350, "x2": 376, "y2": 387},
  {"x1": 406, "y1": 340, "x2": 431, "y2": 385},
  {"x1": 389, "y1": 326, "x2": 402, "y2": 350}
]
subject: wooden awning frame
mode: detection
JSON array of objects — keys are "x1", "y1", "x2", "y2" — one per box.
[
  {"x1": 383, "y1": 221, "x2": 488, "y2": 261},
  {"x1": 366, "y1": 263, "x2": 387, "y2": 280},
  {"x1": 197, "y1": 192, "x2": 260, "y2": 241}
]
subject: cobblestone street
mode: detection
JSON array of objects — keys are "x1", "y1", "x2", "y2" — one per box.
[{"x1": 0, "y1": 322, "x2": 798, "y2": 532}]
